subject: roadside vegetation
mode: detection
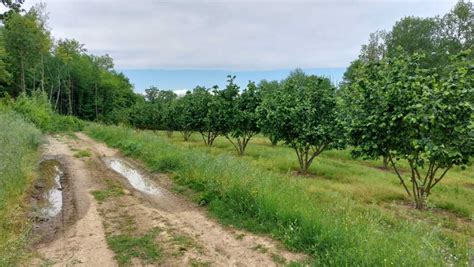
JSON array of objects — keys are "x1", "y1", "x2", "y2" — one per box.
[
  {"x1": 85, "y1": 124, "x2": 471, "y2": 266},
  {"x1": 0, "y1": 110, "x2": 42, "y2": 266}
]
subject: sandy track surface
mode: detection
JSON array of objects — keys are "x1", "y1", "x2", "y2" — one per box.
[
  {"x1": 33, "y1": 133, "x2": 306, "y2": 266},
  {"x1": 34, "y1": 136, "x2": 116, "y2": 266}
]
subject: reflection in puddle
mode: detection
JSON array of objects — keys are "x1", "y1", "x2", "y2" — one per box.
[
  {"x1": 105, "y1": 158, "x2": 162, "y2": 195},
  {"x1": 39, "y1": 160, "x2": 63, "y2": 218}
]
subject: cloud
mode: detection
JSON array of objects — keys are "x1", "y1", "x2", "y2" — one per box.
[{"x1": 23, "y1": 0, "x2": 457, "y2": 70}]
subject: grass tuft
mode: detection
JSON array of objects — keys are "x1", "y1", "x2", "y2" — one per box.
[
  {"x1": 73, "y1": 149, "x2": 91, "y2": 158},
  {"x1": 106, "y1": 228, "x2": 161, "y2": 266},
  {"x1": 91, "y1": 180, "x2": 124, "y2": 203}
]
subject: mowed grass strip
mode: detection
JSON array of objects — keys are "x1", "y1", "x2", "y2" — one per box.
[{"x1": 85, "y1": 124, "x2": 471, "y2": 266}]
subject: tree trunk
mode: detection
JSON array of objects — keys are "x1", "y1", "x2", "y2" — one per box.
[
  {"x1": 411, "y1": 176, "x2": 428, "y2": 210},
  {"x1": 32, "y1": 70, "x2": 36, "y2": 91},
  {"x1": 382, "y1": 156, "x2": 388, "y2": 168},
  {"x1": 182, "y1": 131, "x2": 192, "y2": 141},
  {"x1": 95, "y1": 82, "x2": 98, "y2": 120},
  {"x1": 41, "y1": 54, "x2": 45, "y2": 92},
  {"x1": 294, "y1": 144, "x2": 325, "y2": 175},
  {"x1": 69, "y1": 76, "x2": 74, "y2": 115},
  {"x1": 54, "y1": 75, "x2": 61, "y2": 112},
  {"x1": 20, "y1": 57, "x2": 26, "y2": 93},
  {"x1": 269, "y1": 135, "x2": 278, "y2": 146},
  {"x1": 391, "y1": 160, "x2": 452, "y2": 210}
]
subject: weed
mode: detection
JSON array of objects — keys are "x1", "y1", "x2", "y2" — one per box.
[
  {"x1": 73, "y1": 149, "x2": 91, "y2": 158},
  {"x1": 270, "y1": 253, "x2": 286, "y2": 265},
  {"x1": 235, "y1": 233, "x2": 245, "y2": 240},
  {"x1": 252, "y1": 244, "x2": 268, "y2": 254},
  {"x1": 106, "y1": 228, "x2": 161, "y2": 266},
  {"x1": 189, "y1": 259, "x2": 211, "y2": 267},
  {"x1": 91, "y1": 180, "x2": 124, "y2": 203}
]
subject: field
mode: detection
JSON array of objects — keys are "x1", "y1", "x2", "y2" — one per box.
[{"x1": 85, "y1": 124, "x2": 473, "y2": 266}]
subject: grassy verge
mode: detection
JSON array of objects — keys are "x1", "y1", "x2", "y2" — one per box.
[
  {"x1": 0, "y1": 111, "x2": 42, "y2": 265},
  {"x1": 85, "y1": 124, "x2": 470, "y2": 266}
]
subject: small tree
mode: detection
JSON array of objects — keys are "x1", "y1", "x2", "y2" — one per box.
[
  {"x1": 258, "y1": 79, "x2": 280, "y2": 146},
  {"x1": 258, "y1": 69, "x2": 342, "y2": 174},
  {"x1": 173, "y1": 92, "x2": 194, "y2": 141},
  {"x1": 190, "y1": 86, "x2": 220, "y2": 146},
  {"x1": 226, "y1": 81, "x2": 261, "y2": 155},
  {"x1": 346, "y1": 51, "x2": 473, "y2": 209}
]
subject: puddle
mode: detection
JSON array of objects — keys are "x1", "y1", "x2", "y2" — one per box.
[
  {"x1": 37, "y1": 160, "x2": 63, "y2": 218},
  {"x1": 104, "y1": 157, "x2": 162, "y2": 195}
]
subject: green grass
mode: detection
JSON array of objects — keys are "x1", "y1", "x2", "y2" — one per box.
[
  {"x1": 106, "y1": 228, "x2": 161, "y2": 266},
  {"x1": 73, "y1": 149, "x2": 92, "y2": 158},
  {"x1": 85, "y1": 124, "x2": 472, "y2": 266},
  {"x1": 91, "y1": 180, "x2": 125, "y2": 203},
  {"x1": 0, "y1": 110, "x2": 42, "y2": 266}
]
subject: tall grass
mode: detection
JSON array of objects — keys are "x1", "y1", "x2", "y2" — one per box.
[
  {"x1": 85, "y1": 124, "x2": 470, "y2": 266},
  {"x1": 0, "y1": 110, "x2": 42, "y2": 265}
]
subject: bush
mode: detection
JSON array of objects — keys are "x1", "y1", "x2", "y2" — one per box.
[
  {"x1": 1, "y1": 91, "x2": 85, "y2": 133},
  {"x1": 11, "y1": 91, "x2": 52, "y2": 132},
  {"x1": 50, "y1": 114, "x2": 84, "y2": 132}
]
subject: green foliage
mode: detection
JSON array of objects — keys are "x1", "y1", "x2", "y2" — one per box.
[
  {"x1": 0, "y1": 30, "x2": 12, "y2": 89},
  {"x1": 129, "y1": 88, "x2": 177, "y2": 131},
  {"x1": 50, "y1": 114, "x2": 84, "y2": 132},
  {"x1": 190, "y1": 86, "x2": 220, "y2": 146},
  {"x1": 0, "y1": 110, "x2": 42, "y2": 266},
  {"x1": 226, "y1": 80, "x2": 261, "y2": 155},
  {"x1": 85, "y1": 124, "x2": 470, "y2": 266},
  {"x1": 1, "y1": 91, "x2": 84, "y2": 132},
  {"x1": 0, "y1": 1, "x2": 24, "y2": 20},
  {"x1": 0, "y1": 8, "x2": 137, "y2": 123},
  {"x1": 12, "y1": 90, "x2": 52, "y2": 131},
  {"x1": 345, "y1": 51, "x2": 473, "y2": 208},
  {"x1": 171, "y1": 91, "x2": 196, "y2": 141},
  {"x1": 3, "y1": 10, "x2": 51, "y2": 94},
  {"x1": 258, "y1": 69, "x2": 343, "y2": 174}
]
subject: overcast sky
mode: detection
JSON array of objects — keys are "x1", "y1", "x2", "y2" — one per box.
[{"x1": 20, "y1": 0, "x2": 458, "y2": 71}]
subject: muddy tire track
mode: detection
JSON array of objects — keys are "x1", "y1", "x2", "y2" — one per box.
[{"x1": 33, "y1": 136, "x2": 116, "y2": 266}]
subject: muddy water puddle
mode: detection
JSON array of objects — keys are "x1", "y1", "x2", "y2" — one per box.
[
  {"x1": 104, "y1": 157, "x2": 163, "y2": 195},
  {"x1": 36, "y1": 159, "x2": 63, "y2": 218}
]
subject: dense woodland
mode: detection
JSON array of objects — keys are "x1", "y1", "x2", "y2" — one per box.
[{"x1": 0, "y1": 0, "x2": 472, "y2": 210}]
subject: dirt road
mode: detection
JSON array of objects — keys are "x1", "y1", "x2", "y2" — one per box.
[{"x1": 32, "y1": 133, "x2": 306, "y2": 266}]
